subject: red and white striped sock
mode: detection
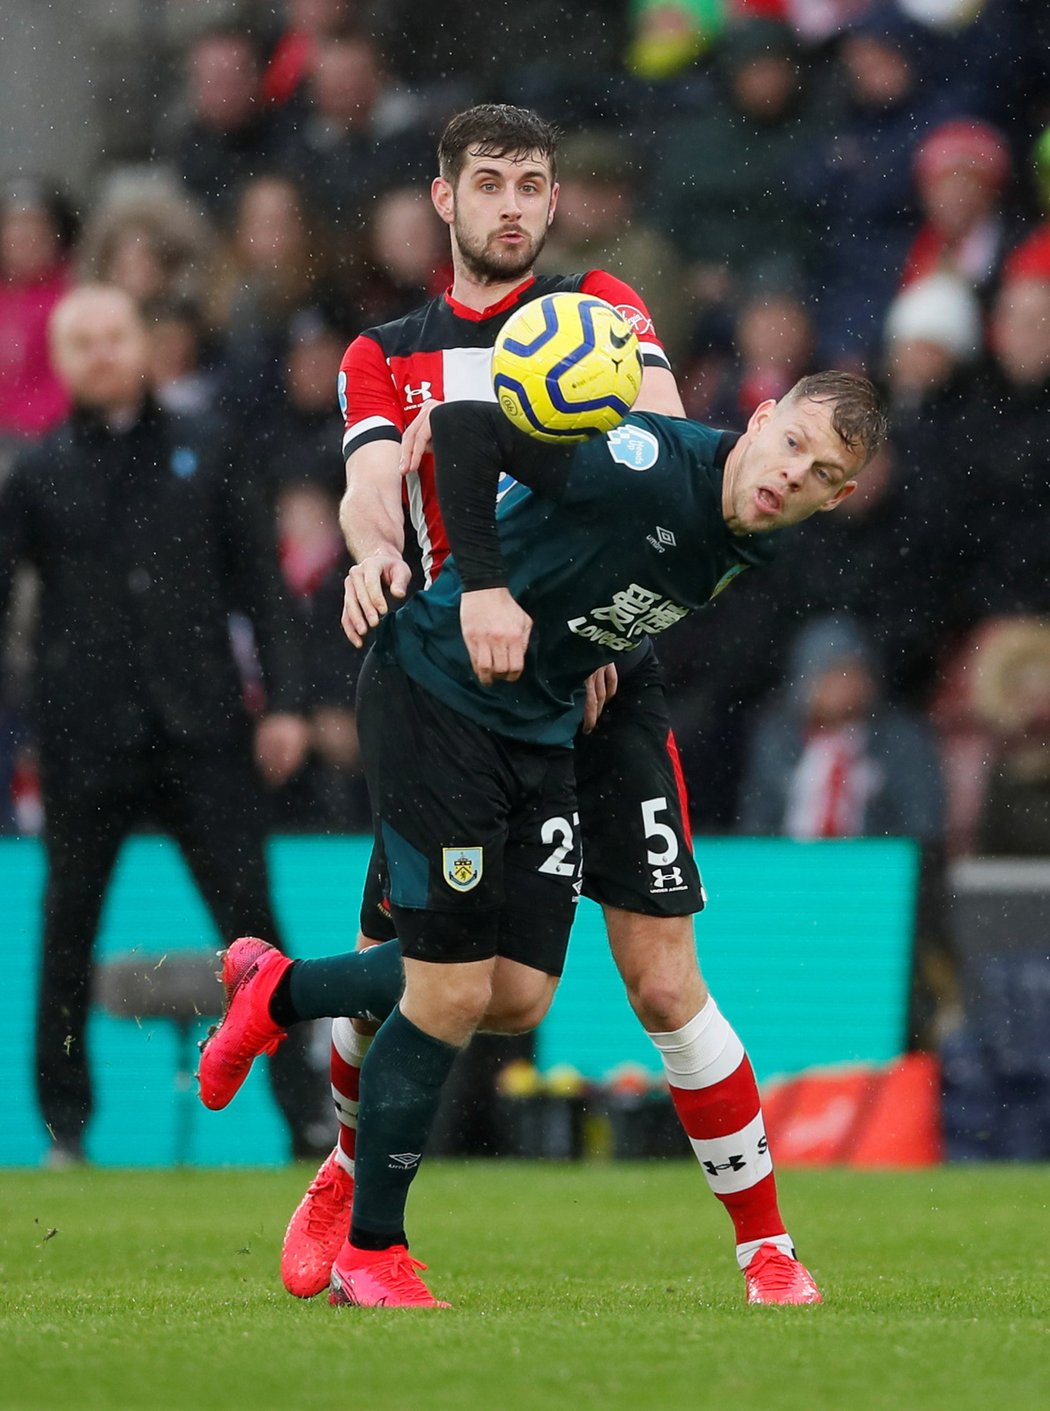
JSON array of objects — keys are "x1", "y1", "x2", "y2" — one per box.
[
  {"x1": 329, "y1": 1017, "x2": 373, "y2": 1179},
  {"x1": 649, "y1": 997, "x2": 794, "y2": 1270}
]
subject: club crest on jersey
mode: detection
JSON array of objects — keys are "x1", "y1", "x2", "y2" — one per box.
[
  {"x1": 443, "y1": 846, "x2": 483, "y2": 892},
  {"x1": 606, "y1": 425, "x2": 659, "y2": 472}
]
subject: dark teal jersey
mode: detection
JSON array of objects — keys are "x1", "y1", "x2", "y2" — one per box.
[{"x1": 376, "y1": 409, "x2": 778, "y2": 746}]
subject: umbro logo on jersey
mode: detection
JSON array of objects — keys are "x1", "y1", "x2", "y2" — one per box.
[{"x1": 647, "y1": 526, "x2": 677, "y2": 553}]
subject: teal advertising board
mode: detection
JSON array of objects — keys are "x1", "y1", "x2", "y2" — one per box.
[{"x1": 0, "y1": 836, "x2": 919, "y2": 1166}]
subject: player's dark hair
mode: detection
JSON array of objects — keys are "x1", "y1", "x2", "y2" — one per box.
[
  {"x1": 784, "y1": 371, "x2": 888, "y2": 466},
  {"x1": 438, "y1": 104, "x2": 560, "y2": 186}
]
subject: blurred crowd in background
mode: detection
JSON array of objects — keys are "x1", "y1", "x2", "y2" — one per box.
[{"x1": 3, "y1": 0, "x2": 1050, "y2": 885}]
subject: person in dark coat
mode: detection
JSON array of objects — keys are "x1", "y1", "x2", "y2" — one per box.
[
  {"x1": 0, "y1": 283, "x2": 331, "y2": 1164},
  {"x1": 793, "y1": 6, "x2": 957, "y2": 365},
  {"x1": 960, "y1": 274, "x2": 1050, "y2": 622}
]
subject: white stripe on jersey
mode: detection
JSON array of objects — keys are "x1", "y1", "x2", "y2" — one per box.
[
  {"x1": 343, "y1": 415, "x2": 400, "y2": 456},
  {"x1": 442, "y1": 346, "x2": 499, "y2": 403},
  {"x1": 639, "y1": 339, "x2": 671, "y2": 370},
  {"x1": 405, "y1": 469, "x2": 435, "y2": 584}
]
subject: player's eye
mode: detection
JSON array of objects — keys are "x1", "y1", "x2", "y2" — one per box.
[{"x1": 815, "y1": 467, "x2": 832, "y2": 485}]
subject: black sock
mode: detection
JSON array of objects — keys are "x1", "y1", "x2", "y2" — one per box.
[
  {"x1": 268, "y1": 939, "x2": 404, "y2": 1027},
  {"x1": 349, "y1": 1008, "x2": 460, "y2": 1249}
]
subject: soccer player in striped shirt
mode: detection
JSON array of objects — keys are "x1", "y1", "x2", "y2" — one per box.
[{"x1": 264, "y1": 105, "x2": 850, "y2": 1305}]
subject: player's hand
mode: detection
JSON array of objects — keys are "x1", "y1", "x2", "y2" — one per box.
[
  {"x1": 461, "y1": 587, "x2": 533, "y2": 686},
  {"x1": 581, "y1": 663, "x2": 619, "y2": 733},
  {"x1": 399, "y1": 398, "x2": 442, "y2": 475},
  {"x1": 341, "y1": 549, "x2": 412, "y2": 646},
  {"x1": 254, "y1": 712, "x2": 311, "y2": 786}
]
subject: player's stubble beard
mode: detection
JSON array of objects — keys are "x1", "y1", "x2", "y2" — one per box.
[{"x1": 453, "y1": 214, "x2": 549, "y2": 285}]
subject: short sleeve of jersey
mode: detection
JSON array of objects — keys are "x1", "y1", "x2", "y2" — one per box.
[
  {"x1": 579, "y1": 270, "x2": 670, "y2": 373},
  {"x1": 562, "y1": 414, "x2": 720, "y2": 517},
  {"x1": 339, "y1": 332, "x2": 403, "y2": 461}
]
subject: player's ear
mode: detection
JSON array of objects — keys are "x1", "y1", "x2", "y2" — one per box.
[
  {"x1": 820, "y1": 480, "x2": 857, "y2": 511},
  {"x1": 746, "y1": 398, "x2": 777, "y2": 433},
  {"x1": 432, "y1": 176, "x2": 454, "y2": 226},
  {"x1": 547, "y1": 181, "x2": 560, "y2": 225}
]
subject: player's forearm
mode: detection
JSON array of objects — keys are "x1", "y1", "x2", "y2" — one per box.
[
  {"x1": 339, "y1": 456, "x2": 405, "y2": 564},
  {"x1": 635, "y1": 365, "x2": 685, "y2": 418}
]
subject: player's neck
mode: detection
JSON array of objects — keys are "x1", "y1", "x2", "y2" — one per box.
[{"x1": 448, "y1": 261, "x2": 535, "y2": 314}]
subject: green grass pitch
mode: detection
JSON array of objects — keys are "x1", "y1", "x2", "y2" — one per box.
[{"x1": 1, "y1": 1162, "x2": 1047, "y2": 1411}]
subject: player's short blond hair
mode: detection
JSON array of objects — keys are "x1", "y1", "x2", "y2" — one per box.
[{"x1": 782, "y1": 372, "x2": 888, "y2": 466}]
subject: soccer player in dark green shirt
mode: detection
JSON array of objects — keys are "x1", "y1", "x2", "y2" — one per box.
[{"x1": 199, "y1": 372, "x2": 885, "y2": 1307}]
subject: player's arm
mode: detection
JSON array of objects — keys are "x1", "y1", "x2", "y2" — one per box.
[
  {"x1": 339, "y1": 441, "x2": 413, "y2": 646},
  {"x1": 580, "y1": 269, "x2": 686, "y2": 418},
  {"x1": 432, "y1": 401, "x2": 574, "y2": 685},
  {"x1": 636, "y1": 364, "x2": 685, "y2": 417},
  {"x1": 432, "y1": 401, "x2": 573, "y2": 584},
  {"x1": 337, "y1": 334, "x2": 412, "y2": 646}
]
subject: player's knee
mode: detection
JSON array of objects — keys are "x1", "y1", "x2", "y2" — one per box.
[
  {"x1": 403, "y1": 968, "x2": 493, "y2": 1046},
  {"x1": 441, "y1": 970, "x2": 495, "y2": 1028},
  {"x1": 625, "y1": 964, "x2": 708, "y2": 1033},
  {"x1": 485, "y1": 994, "x2": 551, "y2": 1035},
  {"x1": 482, "y1": 977, "x2": 557, "y2": 1034}
]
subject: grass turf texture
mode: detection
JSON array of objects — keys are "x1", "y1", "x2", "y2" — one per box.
[{"x1": 1, "y1": 1163, "x2": 1046, "y2": 1411}]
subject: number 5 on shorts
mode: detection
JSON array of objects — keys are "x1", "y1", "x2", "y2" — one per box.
[{"x1": 641, "y1": 796, "x2": 679, "y2": 866}]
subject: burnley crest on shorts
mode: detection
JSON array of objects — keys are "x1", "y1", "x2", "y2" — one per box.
[{"x1": 442, "y1": 846, "x2": 483, "y2": 892}]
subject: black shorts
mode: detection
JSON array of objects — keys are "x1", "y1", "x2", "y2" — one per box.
[
  {"x1": 356, "y1": 651, "x2": 579, "y2": 975},
  {"x1": 573, "y1": 649, "x2": 705, "y2": 916}
]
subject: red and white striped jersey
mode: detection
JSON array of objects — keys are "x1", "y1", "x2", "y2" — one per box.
[{"x1": 338, "y1": 271, "x2": 669, "y2": 584}]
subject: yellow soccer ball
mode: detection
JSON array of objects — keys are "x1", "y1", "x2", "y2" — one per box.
[{"x1": 492, "y1": 291, "x2": 644, "y2": 443}]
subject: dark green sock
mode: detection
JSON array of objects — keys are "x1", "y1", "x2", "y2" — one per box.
[
  {"x1": 350, "y1": 1008, "x2": 460, "y2": 1248},
  {"x1": 273, "y1": 939, "x2": 404, "y2": 1025}
]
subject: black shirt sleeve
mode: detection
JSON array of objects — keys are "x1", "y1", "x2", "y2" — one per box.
[{"x1": 431, "y1": 401, "x2": 576, "y2": 591}]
